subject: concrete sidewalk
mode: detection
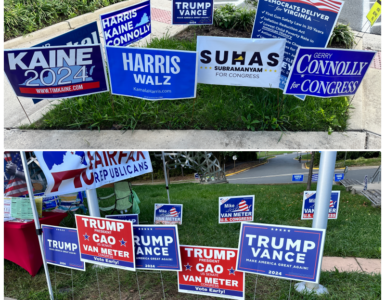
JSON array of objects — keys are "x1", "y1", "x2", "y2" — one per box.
[{"x1": 322, "y1": 257, "x2": 381, "y2": 275}]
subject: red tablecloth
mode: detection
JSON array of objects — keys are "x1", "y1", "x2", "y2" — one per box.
[{"x1": 4, "y1": 212, "x2": 68, "y2": 276}]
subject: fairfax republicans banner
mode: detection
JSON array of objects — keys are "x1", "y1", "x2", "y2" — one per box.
[
  {"x1": 197, "y1": 36, "x2": 285, "y2": 88},
  {"x1": 100, "y1": 0, "x2": 151, "y2": 46},
  {"x1": 35, "y1": 151, "x2": 152, "y2": 196},
  {"x1": 301, "y1": 191, "x2": 340, "y2": 220},
  {"x1": 75, "y1": 215, "x2": 136, "y2": 270},
  {"x1": 178, "y1": 245, "x2": 245, "y2": 299},
  {"x1": 251, "y1": 0, "x2": 344, "y2": 99},
  {"x1": 219, "y1": 195, "x2": 254, "y2": 224},
  {"x1": 42, "y1": 225, "x2": 85, "y2": 271},
  {"x1": 154, "y1": 204, "x2": 183, "y2": 225},
  {"x1": 4, "y1": 45, "x2": 109, "y2": 99},
  {"x1": 172, "y1": 0, "x2": 214, "y2": 25},
  {"x1": 106, "y1": 47, "x2": 197, "y2": 100},
  {"x1": 106, "y1": 214, "x2": 139, "y2": 224},
  {"x1": 133, "y1": 225, "x2": 182, "y2": 271},
  {"x1": 236, "y1": 222, "x2": 325, "y2": 283},
  {"x1": 284, "y1": 48, "x2": 376, "y2": 98}
]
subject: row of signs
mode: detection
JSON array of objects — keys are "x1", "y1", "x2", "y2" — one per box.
[{"x1": 292, "y1": 173, "x2": 344, "y2": 182}]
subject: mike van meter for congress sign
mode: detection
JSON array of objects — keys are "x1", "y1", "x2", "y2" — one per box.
[
  {"x1": 236, "y1": 222, "x2": 325, "y2": 283},
  {"x1": 35, "y1": 151, "x2": 152, "y2": 196},
  {"x1": 106, "y1": 47, "x2": 198, "y2": 100},
  {"x1": 75, "y1": 215, "x2": 136, "y2": 270},
  {"x1": 302, "y1": 191, "x2": 340, "y2": 220},
  {"x1": 100, "y1": 0, "x2": 151, "y2": 46},
  {"x1": 197, "y1": 36, "x2": 285, "y2": 88},
  {"x1": 284, "y1": 48, "x2": 376, "y2": 98},
  {"x1": 154, "y1": 204, "x2": 183, "y2": 225},
  {"x1": 178, "y1": 245, "x2": 245, "y2": 300},
  {"x1": 42, "y1": 225, "x2": 85, "y2": 271},
  {"x1": 106, "y1": 214, "x2": 139, "y2": 224},
  {"x1": 219, "y1": 195, "x2": 254, "y2": 224},
  {"x1": 172, "y1": 0, "x2": 213, "y2": 25},
  {"x1": 133, "y1": 225, "x2": 182, "y2": 271},
  {"x1": 251, "y1": 0, "x2": 344, "y2": 100},
  {"x1": 4, "y1": 45, "x2": 109, "y2": 99},
  {"x1": 292, "y1": 174, "x2": 304, "y2": 182}
]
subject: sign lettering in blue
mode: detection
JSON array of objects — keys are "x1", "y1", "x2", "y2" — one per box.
[
  {"x1": 42, "y1": 225, "x2": 85, "y2": 271},
  {"x1": 4, "y1": 45, "x2": 109, "y2": 99},
  {"x1": 284, "y1": 48, "x2": 376, "y2": 98},
  {"x1": 172, "y1": 0, "x2": 214, "y2": 25},
  {"x1": 251, "y1": 0, "x2": 344, "y2": 100},
  {"x1": 219, "y1": 195, "x2": 254, "y2": 223},
  {"x1": 100, "y1": 0, "x2": 151, "y2": 46},
  {"x1": 334, "y1": 173, "x2": 344, "y2": 182},
  {"x1": 236, "y1": 222, "x2": 325, "y2": 283},
  {"x1": 133, "y1": 225, "x2": 182, "y2": 271},
  {"x1": 106, "y1": 214, "x2": 139, "y2": 224},
  {"x1": 154, "y1": 204, "x2": 183, "y2": 225},
  {"x1": 106, "y1": 47, "x2": 197, "y2": 100},
  {"x1": 302, "y1": 190, "x2": 340, "y2": 220},
  {"x1": 312, "y1": 174, "x2": 318, "y2": 182},
  {"x1": 292, "y1": 174, "x2": 304, "y2": 182}
]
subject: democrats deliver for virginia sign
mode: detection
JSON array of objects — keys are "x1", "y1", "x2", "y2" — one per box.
[
  {"x1": 106, "y1": 47, "x2": 198, "y2": 100},
  {"x1": 284, "y1": 48, "x2": 376, "y2": 98},
  {"x1": 197, "y1": 36, "x2": 285, "y2": 88}
]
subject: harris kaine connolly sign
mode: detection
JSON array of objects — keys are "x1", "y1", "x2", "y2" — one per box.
[
  {"x1": 284, "y1": 48, "x2": 376, "y2": 98},
  {"x1": 197, "y1": 36, "x2": 285, "y2": 88},
  {"x1": 4, "y1": 45, "x2": 108, "y2": 99}
]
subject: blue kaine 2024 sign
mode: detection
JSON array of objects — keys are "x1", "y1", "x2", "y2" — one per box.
[
  {"x1": 106, "y1": 47, "x2": 197, "y2": 100},
  {"x1": 4, "y1": 45, "x2": 109, "y2": 99},
  {"x1": 219, "y1": 195, "x2": 255, "y2": 224},
  {"x1": 302, "y1": 190, "x2": 340, "y2": 220},
  {"x1": 100, "y1": 0, "x2": 151, "y2": 46},
  {"x1": 284, "y1": 48, "x2": 376, "y2": 98},
  {"x1": 251, "y1": 0, "x2": 344, "y2": 100},
  {"x1": 154, "y1": 204, "x2": 183, "y2": 225},
  {"x1": 334, "y1": 173, "x2": 344, "y2": 182},
  {"x1": 172, "y1": 0, "x2": 213, "y2": 25},
  {"x1": 292, "y1": 174, "x2": 304, "y2": 182},
  {"x1": 311, "y1": 174, "x2": 318, "y2": 182},
  {"x1": 236, "y1": 222, "x2": 325, "y2": 283},
  {"x1": 42, "y1": 225, "x2": 85, "y2": 271},
  {"x1": 133, "y1": 225, "x2": 182, "y2": 271},
  {"x1": 106, "y1": 214, "x2": 139, "y2": 224}
]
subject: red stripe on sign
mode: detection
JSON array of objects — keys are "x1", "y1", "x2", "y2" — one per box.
[{"x1": 19, "y1": 81, "x2": 100, "y2": 95}]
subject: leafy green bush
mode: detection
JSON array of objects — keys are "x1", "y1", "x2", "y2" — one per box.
[
  {"x1": 328, "y1": 23, "x2": 356, "y2": 49},
  {"x1": 213, "y1": 4, "x2": 256, "y2": 31}
]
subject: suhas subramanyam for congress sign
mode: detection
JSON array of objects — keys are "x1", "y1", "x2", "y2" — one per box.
[
  {"x1": 284, "y1": 48, "x2": 376, "y2": 98},
  {"x1": 236, "y1": 223, "x2": 325, "y2": 283},
  {"x1": 4, "y1": 45, "x2": 109, "y2": 99}
]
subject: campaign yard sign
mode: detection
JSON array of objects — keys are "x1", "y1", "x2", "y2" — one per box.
[
  {"x1": 301, "y1": 191, "x2": 340, "y2": 220},
  {"x1": 219, "y1": 195, "x2": 254, "y2": 224},
  {"x1": 251, "y1": 0, "x2": 344, "y2": 100},
  {"x1": 35, "y1": 151, "x2": 152, "y2": 196},
  {"x1": 42, "y1": 225, "x2": 85, "y2": 271},
  {"x1": 4, "y1": 45, "x2": 109, "y2": 99},
  {"x1": 197, "y1": 36, "x2": 285, "y2": 88},
  {"x1": 334, "y1": 173, "x2": 344, "y2": 182},
  {"x1": 75, "y1": 215, "x2": 135, "y2": 270},
  {"x1": 312, "y1": 174, "x2": 318, "y2": 182},
  {"x1": 292, "y1": 174, "x2": 304, "y2": 182},
  {"x1": 236, "y1": 222, "x2": 325, "y2": 283},
  {"x1": 106, "y1": 214, "x2": 139, "y2": 224},
  {"x1": 154, "y1": 204, "x2": 183, "y2": 225},
  {"x1": 284, "y1": 48, "x2": 376, "y2": 98},
  {"x1": 133, "y1": 225, "x2": 182, "y2": 271},
  {"x1": 172, "y1": 0, "x2": 214, "y2": 25},
  {"x1": 106, "y1": 47, "x2": 197, "y2": 100},
  {"x1": 100, "y1": 0, "x2": 151, "y2": 46},
  {"x1": 178, "y1": 245, "x2": 245, "y2": 299}
]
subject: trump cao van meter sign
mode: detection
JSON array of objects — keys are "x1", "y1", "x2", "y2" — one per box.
[
  {"x1": 302, "y1": 191, "x2": 340, "y2": 220},
  {"x1": 75, "y1": 215, "x2": 135, "y2": 270},
  {"x1": 219, "y1": 195, "x2": 254, "y2": 223},
  {"x1": 236, "y1": 222, "x2": 325, "y2": 283},
  {"x1": 4, "y1": 45, "x2": 109, "y2": 99},
  {"x1": 178, "y1": 245, "x2": 245, "y2": 299},
  {"x1": 154, "y1": 204, "x2": 183, "y2": 225}
]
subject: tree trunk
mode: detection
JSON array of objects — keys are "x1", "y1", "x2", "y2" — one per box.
[{"x1": 307, "y1": 152, "x2": 315, "y2": 190}]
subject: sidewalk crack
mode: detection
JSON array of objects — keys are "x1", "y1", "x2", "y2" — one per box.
[{"x1": 354, "y1": 257, "x2": 364, "y2": 273}]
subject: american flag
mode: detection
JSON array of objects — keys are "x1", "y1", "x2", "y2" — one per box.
[
  {"x1": 284, "y1": 0, "x2": 343, "y2": 13},
  {"x1": 4, "y1": 152, "x2": 28, "y2": 197},
  {"x1": 238, "y1": 200, "x2": 249, "y2": 211},
  {"x1": 170, "y1": 207, "x2": 179, "y2": 217},
  {"x1": 329, "y1": 200, "x2": 335, "y2": 207}
]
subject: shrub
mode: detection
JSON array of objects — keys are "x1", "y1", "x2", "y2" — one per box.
[
  {"x1": 213, "y1": 4, "x2": 256, "y2": 31},
  {"x1": 328, "y1": 23, "x2": 356, "y2": 49}
]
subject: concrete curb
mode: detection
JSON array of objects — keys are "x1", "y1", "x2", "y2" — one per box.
[{"x1": 226, "y1": 161, "x2": 268, "y2": 177}]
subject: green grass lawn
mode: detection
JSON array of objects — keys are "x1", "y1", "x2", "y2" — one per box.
[{"x1": 26, "y1": 36, "x2": 350, "y2": 132}]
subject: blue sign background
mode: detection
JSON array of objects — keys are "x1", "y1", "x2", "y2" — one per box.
[
  {"x1": 106, "y1": 47, "x2": 197, "y2": 100},
  {"x1": 42, "y1": 225, "x2": 85, "y2": 271},
  {"x1": 302, "y1": 191, "x2": 340, "y2": 219},
  {"x1": 133, "y1": 225, "x2": 181, "y2": 270},
  {"x1": 334, "y1": 173, "x2": 344, "y2": 182},
  {"x1": 284, "y1": 48, "x2": 376, "y2": 98},
  {"x1": 154, "y1": 204, "x2": 183, "y2": 224},
  {"x1": 172, "y1": 0, "x2": 214, "y2": 25},
  {"x1": 236, "y1": 222, "x2": 325, "y2": 283},
  {"x1": 100, "y1": 0, "x2": 151, "y2": 46},
  {"x1": 251, "y1": 0, "x2": 343, "y2": 100},
  {"x1": 292, "y1": 174, "x2": 304, "y2": 182},
  {"x1": 4, "y1": 45, "x2": 109, "y2": 99},
  {"x1": 106, "y1": 214, "x2": 139, "y2": 224},
  {"x1": 312, "y1": 174, "x2": 318, "y2": 182},
  {"x1": 219, "y1": 196, "x2": 254, "y2": 223}
]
